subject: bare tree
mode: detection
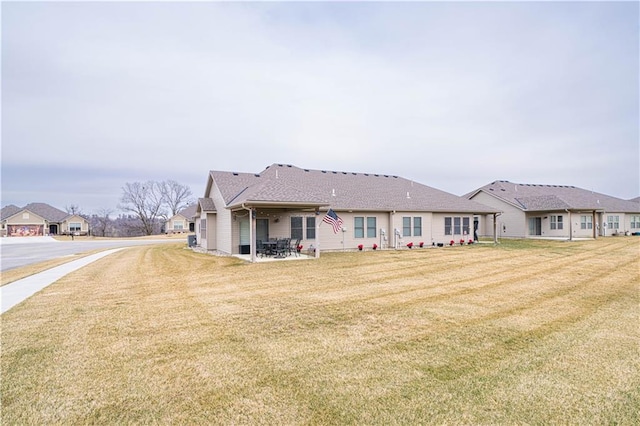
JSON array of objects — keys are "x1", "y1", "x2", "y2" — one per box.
[
  {"x1": 65, "y1": 204, "x2": 82, "y2": 215},
  {"x1": 91, "y1": 208, "x2": 114, "y2": 237},
  {"x1": 159, "y1": 180, "x2": 194, "y2": 216},
  {"x1": 118, "y1": 181, "x2": 166, "y2": 235}
]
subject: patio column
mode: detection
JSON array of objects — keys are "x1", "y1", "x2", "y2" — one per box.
[
  {"x1": 315, "y1": 210, "x2": 320, "y2": 258},
  {"x1": 249, "y1": 209, "x2": 256, "y2": 263},
  {"x1": 592, "y1": 210, "x2": 597, "y2": 239}
]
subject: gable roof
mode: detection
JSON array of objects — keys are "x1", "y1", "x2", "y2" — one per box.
[
  {"x1": 197, "y1": 197, "x2": 216, "y2": 213},
  {"x1": 209, "y1": 164, "x2": 497, "y2": 214},
  {"x1": 1, "y1": 205, "x2": 21, "y2": 221},
  {"x1": 467, "y1": 180, "x2": 640, "y2": 213},
  {"x1": 22, "y1": 203, "x2": 70, "y2": 222},
  {"x1": 1, "y1": 203, "x2": 75, "y2": 222},
  {"x1": 178, "y1": 204, "x2": 198, "y2": 220}
]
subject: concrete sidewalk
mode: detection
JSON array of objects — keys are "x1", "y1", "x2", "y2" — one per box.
[{"x1": 1, "y1": 248, "x2": 126, "y2": 314}]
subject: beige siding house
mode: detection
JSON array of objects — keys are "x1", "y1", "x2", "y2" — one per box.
[
  {"x1": 165, "y1": 205, "x2": 197, "y2": 234},
  {"x1": 466, "y1": 181, "x2": 640, "y2": 239},
  {"x1": 196, "y1": 164, "x2": 498, "y2": 262},
  {"x1": 0, "y1": 203, "x2": 89, "y2": 237}
]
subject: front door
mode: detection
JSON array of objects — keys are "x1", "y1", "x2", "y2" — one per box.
[
  {"x1": 528, "y1": 217, "x2": 542, "y2": 236},
  {"x1": 473, "y1": 217, "x2": 479, "y2": 241}
]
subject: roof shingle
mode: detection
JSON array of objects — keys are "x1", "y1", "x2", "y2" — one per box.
[
  {"x1": 469, "y1": 180, "x2": 640, "y2": 212},
  {"x1": 211, "y1": 164, "x2": 497, "y2": 213}
]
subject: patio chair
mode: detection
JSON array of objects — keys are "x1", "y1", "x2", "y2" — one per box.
[
  {"x1": 256, "y1": 240, "x2": 267, "y2": 257},
  {"x1": 274, "y1": 239, "x2": 288, "y2": 258},
  {"x1": 289, "y1": 238, "x2": 301, "y2": 257}
]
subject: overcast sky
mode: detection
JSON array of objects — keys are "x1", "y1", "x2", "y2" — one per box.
[{"x1": 2, "y1": 1, "x2": 638, "y2": 214}]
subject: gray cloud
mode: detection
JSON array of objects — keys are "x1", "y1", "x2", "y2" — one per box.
[{"x1": 2, "y1": 1, "x2": 638, "y2": 212}]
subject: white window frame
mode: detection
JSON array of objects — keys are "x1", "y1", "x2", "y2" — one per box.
[{"x1": 580, "y1": 216, "x2": 592, "y2": 230}]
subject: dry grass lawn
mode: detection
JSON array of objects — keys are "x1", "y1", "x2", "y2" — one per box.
[{"x1": 2, "y1": 238, "x2": 638, "y2": 424}]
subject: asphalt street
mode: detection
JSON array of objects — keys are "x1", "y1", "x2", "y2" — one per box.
[{"x1": 0, "y1": 237, "x2": 186, "y2": 271}]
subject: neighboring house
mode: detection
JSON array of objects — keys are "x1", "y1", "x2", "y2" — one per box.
[
  {"x1": 0, "y1": 203, "x2": 90, "y2": 237},
  {"x1": 465, "y1": 181, "x2": 640, "y2": 239},
  {"x1": 165, "y1": 204, "x2": 197, "y2": 234},
  {"x1": 195, "y1": 163, "x2": 499, "y2": 261}
]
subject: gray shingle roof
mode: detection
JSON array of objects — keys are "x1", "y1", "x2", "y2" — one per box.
[
  {"x1": 469, "y1": 180, "x2": 640, "y2": 212},
  {"x1": 179, "y1": 204, "x2": 198, "y2": 220},
  {"x1": 1, "y1": 203, "x2": 71, "y2": 222},
  {"x1": 210, "y1": 164, "x2": 497, "y2": 214},
  {"x1": 22, "y1": 203, "x2": 70, "y2": 222},
  {"x1": 1, "y1": 205, "x2": 21, "y2": 221},
  {"x1": 198, "y1": 197, "x2": 216, "y2": 212}
]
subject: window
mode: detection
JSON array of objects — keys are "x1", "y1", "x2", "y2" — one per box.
[
  {"x1": 580, "y1": 216, "x2": 592, "y2": 229},
  {"x1": 631, "y1": 216, "x2": 640, "y2": 229},
  {"x1": 454, "y1": 217, "x2": 461, "y2": 235},
  {"x1": 367, "y1": 217, "x2": 377, "y2": 238},
  {"x1": 173, "y1": 221, "x2": 184, "y2": 230},
  {"x1": 607, "y1": 215, "x2": 619, "y2": 230},
  {"x1": 69, "y1": 222, "x2": 81, "y2": 232},
  {"x1": 413, "y1": 217, "x2": 422, "y2": 237},
  {"x1": 354, "y1": 217, "x2": 364, "y2": 238},
  {"x1": 462, "y1": 217, "x2": 470, "y2": 236},
  {"x1": 306, "y1": 217, "x2": 316, "y2": 239},
  {"x1": 200, "y1": 218, "x2": 206, "y2": 238},
  {"x1": 550, "y1": 215, "x2": 563, "y2": 230},
  {"x1": 291, "y1": 217, "x2": 303, "y2": 240},
  {"x1": 445, "y1": 216, "x2": 471, "y2": 235},
  {"x1": 402, "y1": 217, "x2": 411, "y2": 237},
  {"x1": 355, "y1": 216, "x2": 376, "y2": 238}
]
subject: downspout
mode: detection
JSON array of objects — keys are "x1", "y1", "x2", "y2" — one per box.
[
  {"x1": 565, "y1": 209, "x2": 572, "y2": 241},
  {"x1": 241, "y1": 203, "x2": 255, "y2": 263}
]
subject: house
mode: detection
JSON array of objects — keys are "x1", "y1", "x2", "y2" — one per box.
[
  {"x1": 165, "y1": 204, "x2": 197, "y2": 234},
  {"x1": 195, "y1": 163, "x2": 499, "y2": 261},
  {"x1": 465, "y1": 181, "x2": 640, "y2": 239},
  {"x1": 0, "y1": 203, "x2": 90, "y2": 237}
]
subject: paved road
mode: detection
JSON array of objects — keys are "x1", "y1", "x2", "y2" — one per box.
[{"x1": 0, "y1": 237, "x2": 186, "y2": 271}]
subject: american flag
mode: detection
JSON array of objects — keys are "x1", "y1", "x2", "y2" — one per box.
[{"x1": 323, "y1": 208, "x2": 344, "y2": 234}]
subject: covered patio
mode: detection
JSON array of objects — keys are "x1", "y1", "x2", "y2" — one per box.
[{"x1": 230, "y1": 200, "x2": 328, "y2": 263}]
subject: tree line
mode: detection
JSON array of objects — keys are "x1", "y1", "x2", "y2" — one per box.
[{"x1": 72, "y1": 180, "x2": 194, "y2": 237}]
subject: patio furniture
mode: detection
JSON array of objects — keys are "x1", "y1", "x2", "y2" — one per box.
[
  {"x1": 274, "y1": 239, "x2": 288, "y2": 258},
  {"x1": 262, "y1": 240, "x2": 277, "y2": 257},
  {"x1": 256, "y1": 240, "x2": 268, "y2": 257},
  {"x1": 289, "y1": 238, "x2": 301, "y2": 257}
]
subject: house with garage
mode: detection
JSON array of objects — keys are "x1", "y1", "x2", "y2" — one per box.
[
  {"x1": 0, "y1": 203, "x2": 90, "y2": 237},
  {"x1": 165, "y1": 204, "x2": 197, "y2": 234},
  {"x1": 465, "y1": 180, "x2": 640, "y2": 239},
  {"x1": 195, "y1": 163, "x2": 499, "y2": 262}
]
